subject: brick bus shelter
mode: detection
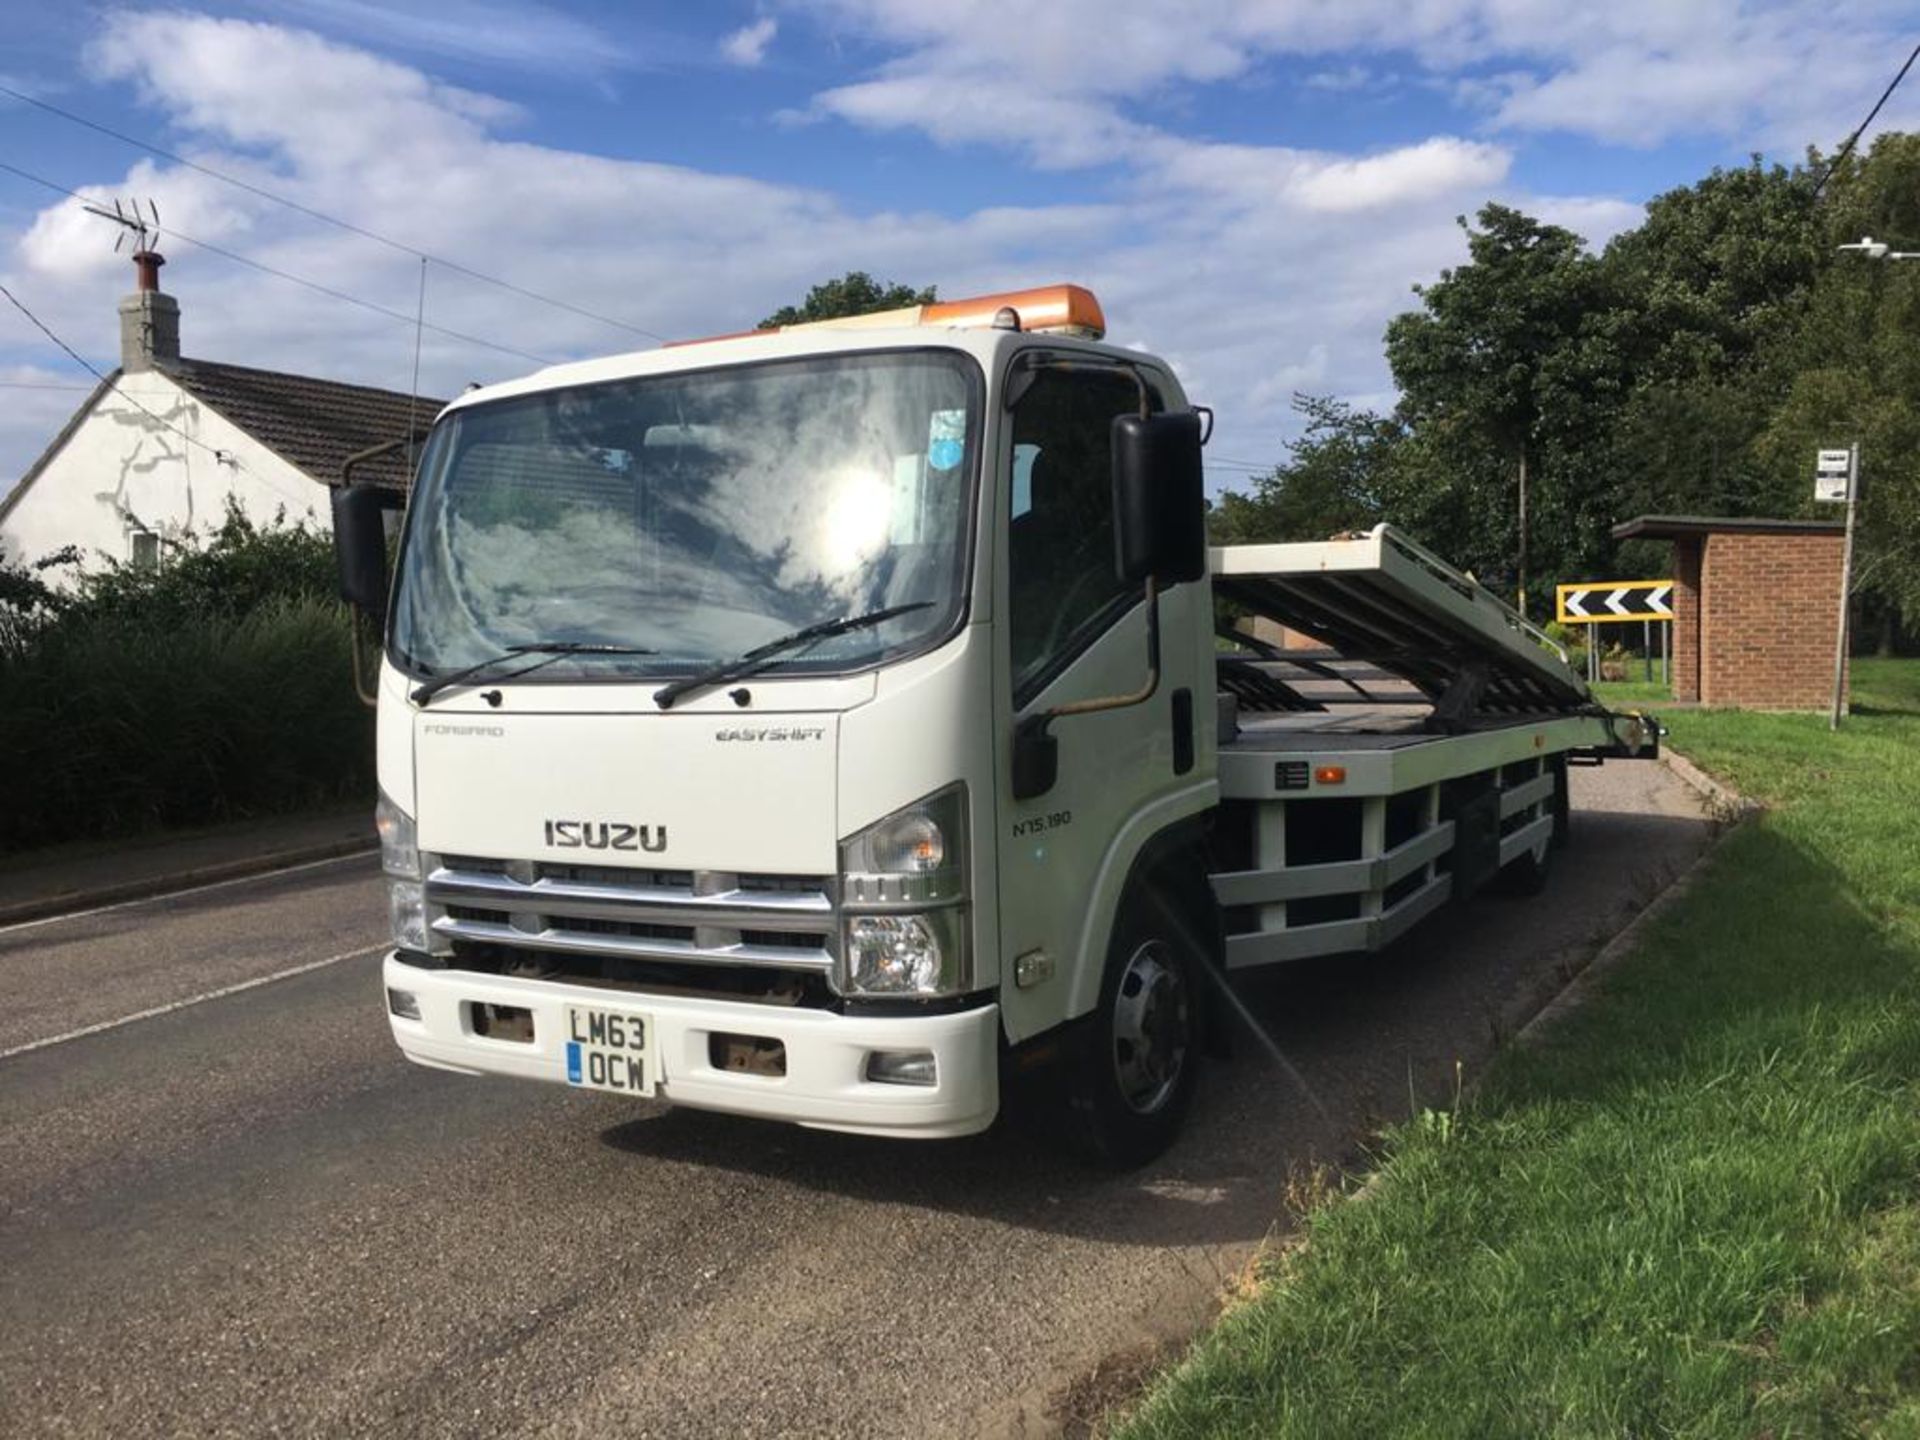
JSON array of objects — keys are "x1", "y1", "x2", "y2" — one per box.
[{"x1": 1612, "y1": 515, "x2": 1848, "y2": 710}]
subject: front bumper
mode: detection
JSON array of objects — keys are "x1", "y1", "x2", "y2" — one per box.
[{"x1": 382, "y1": 954, "x2": 1000, "y2": 1139}]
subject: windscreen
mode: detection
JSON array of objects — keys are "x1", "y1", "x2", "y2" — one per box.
[{"x1": 390, "y1": 351, "x2": 980, "y2": 684}]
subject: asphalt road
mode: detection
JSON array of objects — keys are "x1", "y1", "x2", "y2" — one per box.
[{"x1": 0, "y1": 762, "x2": 1711, "y2": 1439}]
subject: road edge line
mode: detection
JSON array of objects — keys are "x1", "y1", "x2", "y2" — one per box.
[
  {"x1": 0, "y1": 943, "x2": 387, "y2": 1062},
  {"x1": 0, "y1": 844, "x2": 377, "y2": 934}
]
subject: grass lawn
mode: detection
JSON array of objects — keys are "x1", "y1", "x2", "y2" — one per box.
[
  {"x1": 1120, "y1": 659, "x2": 1920, "y2": 1439},
  {"x1": 1591, "y1": 677, "x2": 1673, "y2": 706}
]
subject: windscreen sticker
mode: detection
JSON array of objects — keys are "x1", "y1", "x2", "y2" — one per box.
[{"x1": 927, "y1": 409, "x2": 966, "y2": 471}]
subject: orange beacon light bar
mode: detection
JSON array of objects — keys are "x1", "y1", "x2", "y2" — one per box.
[{"x1": 667, "y1": 283, "x2": 1106, "y2": 348}]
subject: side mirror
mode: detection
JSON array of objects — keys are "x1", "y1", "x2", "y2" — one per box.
[
  {"x1": 332, "y1": 484, "x2": 399, "y2": 626},
  {"x1": 1112, "y1": 411, "x2": 1206, "y2": 586}
]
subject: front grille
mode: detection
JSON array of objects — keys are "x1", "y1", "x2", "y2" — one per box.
[
  {"x1": 446, "y1": 937, "x2": 827, "y2": 1008},
  {"x1": 424, "y1": 858, "x2": 838, "y2": 975}
]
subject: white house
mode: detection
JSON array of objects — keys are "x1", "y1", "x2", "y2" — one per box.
[{"x1": 0, "y1": 250, "x2": 441, "y2": 574}]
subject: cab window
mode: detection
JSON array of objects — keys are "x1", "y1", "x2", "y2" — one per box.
[{"x1": 1007, "y1": 366, "x2": 1158, "y2": 703}]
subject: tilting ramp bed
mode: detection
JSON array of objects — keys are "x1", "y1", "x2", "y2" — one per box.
[
  {"x1": 1210, "y1": 524, "x2": 1591, "y2": 725},
  {"x1": 1203, "y1": 526, "x2": 1653, "y2": 971}
]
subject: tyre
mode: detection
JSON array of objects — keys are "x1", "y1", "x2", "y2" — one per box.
[
  {"x1": 1498, "y1": 832, "x2": 1552, "y2": 896},
  {"x1": 1063, "y1": 881, "x2": 1204, "y2": 1169}
]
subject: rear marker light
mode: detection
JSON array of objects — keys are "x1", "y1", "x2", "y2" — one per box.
[{"x1": 1314, "y1": 765, "x2": 1347, "y2": 785}]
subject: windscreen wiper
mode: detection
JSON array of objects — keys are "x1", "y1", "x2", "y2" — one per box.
[
  {"x1": 652, "y1": 602, "x2": 933, "y2": 710},
  {"x1": 411, "y1": 643, "x2": 656, "y2": 707}
]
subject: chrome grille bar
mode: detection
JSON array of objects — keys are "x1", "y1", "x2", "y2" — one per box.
[
  {"x1": 424, "y1": 860, "x2": 838, "y2": 976},
  {"x1": 430, "y1": 916, "x2": 833, "y2": 971},
  {"x1": 432, "y1": 864, "x2": 829, "y2": 917}
]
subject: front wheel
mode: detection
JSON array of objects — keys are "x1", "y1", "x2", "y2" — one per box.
[{"x1": 1063, "y1": 886, "x2": 1203, "y2": 1168}]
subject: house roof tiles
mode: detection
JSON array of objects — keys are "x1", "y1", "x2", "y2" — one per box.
[{"x1": 166, "y1": 357, "x2": 446, "y2": 490}]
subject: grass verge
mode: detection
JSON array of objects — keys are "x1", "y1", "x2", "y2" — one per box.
[{"x1": 1120, "y1": 659, "x2": 1920, "y2": 1439}]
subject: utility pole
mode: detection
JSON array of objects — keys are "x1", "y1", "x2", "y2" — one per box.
[
  {"x1": 1829, "y1": 443, "x2": 1859, "y2": 731},
  {"x1": 1515, "y1": 444, "x2": 1528, "y2": 617},
  {"x1": 1826, "y1": 236, "x2": 1918, "y2": 728}
]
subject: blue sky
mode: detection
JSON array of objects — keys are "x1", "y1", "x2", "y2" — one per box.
[{"x1": 3, "y1": 1, "x2": 1918, "y2": 496}]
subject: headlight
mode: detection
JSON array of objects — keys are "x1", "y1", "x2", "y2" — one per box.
[
  {"x1": 376, "y1": 791, "x2": 435, "y2": 954},
  {"x1": 375, "y1": 790, "x2": 420, "y2": 879},
  {"x1": 844, "y1": 910, "x2": 969, "y2": 995},
  {"x1": 838, "y1": 785, "x2": 971, "y2": 997},
  {"x1": 388, "y1": 879, "x2": 429, "y2": 952}
]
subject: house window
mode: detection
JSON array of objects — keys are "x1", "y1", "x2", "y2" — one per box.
[{"x1": 129, "y1": 530, "x2": 160, "y2": 570}]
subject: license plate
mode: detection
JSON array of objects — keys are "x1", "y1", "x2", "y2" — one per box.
[{"x1": 563, "y1": 1003, "x2": 655, "y2": 1096}]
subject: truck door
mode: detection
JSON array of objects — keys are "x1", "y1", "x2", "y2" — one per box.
[{"x1": 995, "y1": 362, "x2": 1211, "y2": 1043}]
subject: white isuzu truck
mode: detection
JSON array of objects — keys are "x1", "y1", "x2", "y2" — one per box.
[{"x1": 333, "y1": 284, "x2": 1655, "y2": 1166}]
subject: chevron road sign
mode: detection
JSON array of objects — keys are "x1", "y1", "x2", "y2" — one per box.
[{"x1": 1556, "y1": 579, "x2": 1675, "y2": 625}]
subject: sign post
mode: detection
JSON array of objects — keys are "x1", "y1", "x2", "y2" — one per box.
[{"x1": 1816, "y1": 445, "x2": 1858, "y2": 730}]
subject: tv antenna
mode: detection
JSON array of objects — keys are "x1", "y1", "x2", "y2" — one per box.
[{"x1": 81, "y1": 196, "x2": 161, "y2": 254}]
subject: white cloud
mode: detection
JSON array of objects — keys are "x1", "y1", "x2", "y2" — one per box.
[
  {"x1": 1247, "y1": 344, "x2": 1330, "y2": 410},
  {"x1": 0, "y1": 9, "x2": 1653, "y2": 505},
  {"x1": 720, "y1": 17, "x2": 778, "y2": 67},
  {"x1": 1305, "y1": 65, "x2": 1373, "y2": 93},
  {"x1": 260, "y1": 0, "x2": 628, "y2": 73},
  {"x1": 1153, "y1": 136, "x2": 1513, "y2": 215},
  {"x1": 803, "y1": 0, "x2": 1920, "y2": 153},
  {"x1": 813, "y1": 74, "x2": 1151, "y2": 169}
]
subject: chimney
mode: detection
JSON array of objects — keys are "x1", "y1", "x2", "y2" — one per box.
[{"x1": 118, "y1": 248, "x2": 180, "y2": 371}]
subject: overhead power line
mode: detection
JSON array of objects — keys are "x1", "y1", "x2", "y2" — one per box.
[
  {"x1": 0, "y1": 82, "x2": 667, "y2": 343},
  {"x1": 0, "y1": 160, "x2": 553, "y2": 365},
  {"x1": 1813, "y1": 38, "x2": 1920, "y2": 198}
]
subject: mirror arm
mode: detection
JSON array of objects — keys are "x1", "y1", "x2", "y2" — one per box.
[
  {"x1": 348, "y1": 604, "x2": 379, "y2": 709},
  {"x1": 1045, "y1": 576, "x2": 1161, "y2": 721},
  {"x1": 1012, "y1": 579, "x2": 1163, "y2": 800}
]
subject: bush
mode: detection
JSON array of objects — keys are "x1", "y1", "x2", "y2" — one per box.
[
  {"x1": 0, "y1": 549, "x2": 69, "y2": 654},
  {"x1": 0, "y1": 509, "x2": 372, "y2": 852},
  {"x1": 68, "y1": 502, "x2": 341, "y2": 626}
]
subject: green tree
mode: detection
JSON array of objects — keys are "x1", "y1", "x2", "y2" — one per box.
[
  {"x1": 1209, "y1": 395, "x2": 1400, "y2": 545},
  {"x1": 1383, "y1": 204, "x2": 1621, "y2": 608},
  {"x1": 760, "y1": 272, "x2": 937, "y2": 329},
  {"x1": 1159, "y1": 136, "x2": 1920, "y2": 648},
  {"x1": 1594, "y1": 158, "x2": 1823, "y2": 533},
  {"x1": 1753, "y1": 262, "x2": 1920, "y2": 630},
  {"x1": 1602, "y1": 157, "x2": 1823, "y2": 385}
]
